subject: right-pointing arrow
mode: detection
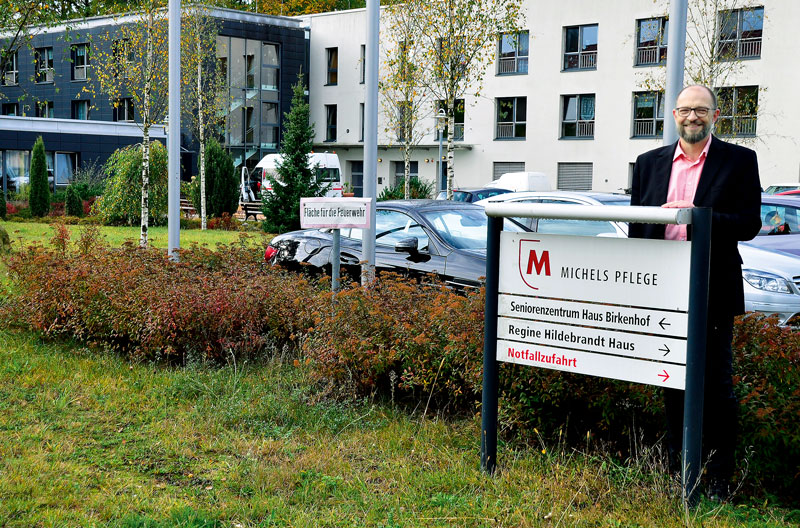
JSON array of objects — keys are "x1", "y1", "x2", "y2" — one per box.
[
  {"x1": 658, "y1": 370, "x2": 670, "y2": 382},
  {"x1": 659, "y1": 318, "x2": 671, "y2": 330},
  {"x1": 659, "y1": 344, "x2": 671, "y2": 356}
]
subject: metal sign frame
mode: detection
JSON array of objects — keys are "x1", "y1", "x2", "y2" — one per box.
[{"x1": 480, "y1": 203, "x2": 711, "y2": 508}]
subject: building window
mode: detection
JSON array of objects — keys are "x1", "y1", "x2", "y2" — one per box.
[
  {"x1": 326, "y1": 47, "x2": 338, "y2": 85},
  {"x1": 632, "y1": 91, "x2": 664, "y2": 137},
  {"x1": 113, "y1": 39, "x2": 133, "y2": 78},
  {"x1": 436, "y1": 99, "x2": 465, "y2": 141},
  {"x1": 35, "y1": 47, "x2": 55, "y2": 83},
  {"x1": 2, "y1": 51, "x2": 18, "y2": 86},
  {"x1": 561, "y1": 94, "x2": 595, "y2": 138},
  {"x1": 36, "y1": 101, "x2": 54, "y2": 118},
  {"x1": 718, "y1": 7, "x2": 764, "y2": 60},
  {"x1": 716, "y1": 85, "x2": 758, "y2": 136},
  {"x1": 495, "y1": 97, "x2": 526, "y2": 139},
  {"x1": 261, "y1": 43, "x2": 279, "y2": 91},
  {"x1": 72, "y1": 43, "x2": 89, "y2": 81},
  {"x1": 72, "y1": 100, "x2": 89, "y2": 120},
  {"x1": 3, "y1": 150, "x2": 31, "y2": 193},
  {"x1": 261, "y1": 102, "x2": 279, "y2": 149},
  {"x1": 498, "y1": 31, "x2": 529, "y2": 75},
  {"x1": 393, "y1": 161, "x2": 419, "y2": 187},
  {"x1": 359, "y1": 102, "x2": 365, "y2": 142},
  {"x1": 563, "y1": 24, "x2": 598, "y2": 70},
  {"x1": 493, "y1": 161, "x2": 525, "y2": 180},
  {"x1": 635, "y1": 17, "x2": 667, "y2": 66},
  {"x1": 557, "y1": 162, "x2": 593, "y2": 190},
  {"x1": 55, "y1": 152, "x2": 78, "y2": 186},
  {"x1": 360, "y1": 44, "x2": 366, "y2": 84},
  {"x1": 113, "y1": 98, "x2": 134, "y2": 122},
  {"x1": 326, "y1": 104, "x2": 337, "y2": 141},
  {"x1": 2, "y1": 103, "x2": 19, "y2": 116}
]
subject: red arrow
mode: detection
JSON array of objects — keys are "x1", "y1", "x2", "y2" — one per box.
[{"x1": 658, "y1": 370, "x2": 670, "y2": 382}]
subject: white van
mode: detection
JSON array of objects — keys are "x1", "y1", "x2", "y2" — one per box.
[
  {"x1": 485, "y1": 171, "x2": 550, "y2": 192},
  {"x1": 255, "y1": 152, "x2": 342, "y2": 198}
]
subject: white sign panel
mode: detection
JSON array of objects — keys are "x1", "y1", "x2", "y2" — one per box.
[
  {"x1": 496, "y1": 232, "x2": 691, "y2": 389},
  {"x1": 499, "y1": 233, "x2": 691, "y2": 311},
  {"x1": 497, "y1": 339, "x2": 686, "y2": 390},
  {"x1": 300, "y1": 197, "x2": 372, "y2": 229}
]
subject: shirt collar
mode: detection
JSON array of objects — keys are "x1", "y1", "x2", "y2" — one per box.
[{"x1": 673, "y1": 136, "x2": 712, "y2": 162}]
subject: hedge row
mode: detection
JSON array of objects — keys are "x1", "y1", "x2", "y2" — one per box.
[{"x1": 2, "y1": 232, "x2": 798, "y2": 498}]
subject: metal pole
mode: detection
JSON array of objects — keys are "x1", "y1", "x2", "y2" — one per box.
[
  {"x1": 437, "y1": 133, "x2": 443, "y2": 192},
  {"x1": 481, "y1": 215, "x2": 502, "y2": 474},
  {"x1": 663, "y1": 0, "x2": 688, "y2": 145},
  {"x1": 332, "y1": 228, "x2": 341, "y2": 293},
  {"x1": 362, "y1": 0, "x2": 379, "y2": 285},
  {"x1": 683, "y1": 207, "x2": 711, "y2": 507},
  {"x1": 167, "y1": 0, "x2": 181, "y2": 259}
]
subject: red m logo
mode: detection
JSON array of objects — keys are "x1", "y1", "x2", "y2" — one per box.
[{"x1": 518, "y1": 239, "x2": 552, "y2": 290}]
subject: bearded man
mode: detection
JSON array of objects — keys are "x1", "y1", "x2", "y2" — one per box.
[{"x1": 629, "y1": 84, "x2": 762, "y2": 501}]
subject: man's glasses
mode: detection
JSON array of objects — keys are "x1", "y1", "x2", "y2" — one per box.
[{"x1": 675, "y1": 106, "x2": 713, "y2": 117}]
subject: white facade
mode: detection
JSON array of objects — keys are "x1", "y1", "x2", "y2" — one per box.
[{"x1": 302, "y1": 1, "x2": 800, "y2": 195}]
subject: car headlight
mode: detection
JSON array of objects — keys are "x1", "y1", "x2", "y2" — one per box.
[{"x1": 742, "y1": 269, "x2": 793, "y2": 294}]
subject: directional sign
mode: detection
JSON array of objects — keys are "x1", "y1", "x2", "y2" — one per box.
[
  {"x1": 496, "y1": 232, "x2": 691, "y2": 389},
  {"x1": 498, "y1": 295, "x2": 688, "y2": 337},
  {"x1": 498, "y1": 339, "x2": 686, "y2": 389},
  {"x1": 300, "y1": 197, "x2": 372, "y2": 229}
]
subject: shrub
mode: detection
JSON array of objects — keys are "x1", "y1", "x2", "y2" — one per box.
[
  {"x1": 71, "y1": 158, "x2": 106, "y2": 199},
  {"x1": 29, "y1": 137, "x2": 50, "y2": 217},
  {"x1": 13, "y1": 183, "x2": 30, "y2": 202},
  {"x1": 94, "y1": 142, "x2": 168, "y2": 226},
  {"x1": 65, "y1": 185, "x2": 84, "y2": 217},
  {"x1": 0, "y1": 191, "x2": 6, "y2": 220},
  {"x1": 207, "y1": 212, "x2": 237, "y2": 231},
  {"x1": 6, "y1": 202, "x2": 18, "y2": 216},
  {"x1": 377, "y1": 177, "x2": 435, "y2": 201},
  {"x1": 48, "y1": 202, "x2": 65, "y2": 217}
]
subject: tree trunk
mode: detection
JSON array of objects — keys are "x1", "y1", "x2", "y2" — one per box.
[
  {"x1": 140, "y1": 9, "x2": 153, "y2": 248},
  {"x1": 446, "y1": 98, "x2": 455, "y2": 200},
  {"x1": 198, "y1": 26, "x2": 207, "y2": 231}
]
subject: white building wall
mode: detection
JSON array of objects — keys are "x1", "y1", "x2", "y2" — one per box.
[{"x1": 302, "y1": 0, "x2": 800, "y2": 195}]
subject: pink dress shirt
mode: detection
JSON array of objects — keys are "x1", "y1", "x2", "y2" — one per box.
[{"x1": 664, "y1": 138, "x2": 712, "y2": 241}]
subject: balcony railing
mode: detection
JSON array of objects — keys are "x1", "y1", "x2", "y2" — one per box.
[
  {"x1": 498, "y1": 56, "x2": 528, "y2": 74},
  {"x1": 636, "y1": 46, "x2": 667, "y2": 65},
  {"x1": 633, "y1": 119, "x2": 663, "y2": 137},
  {"x1": 739, "y1": 38, "x2": 761, "y2": 58},
  {"x1": 74, "y1": 65, "x2": 87, "y2": 81},
  {"x1": 435, "y1": 123, "x2": 465, "y2": 141},
  {"x1": 564, "y1": 51, "x2": 597, "y2": 70},
  {"x1": 497, "y1": 122, "x2": 518, "y2": 139},
  {"x1": 577, "y1": 120, "x2": 594, "y2": 137},
  {"x1": 2, "y1": 71, "x2": 16, "y2": 86},
  {"x1": 735, "y1": 116, "x2": 758, "y2": 135}
]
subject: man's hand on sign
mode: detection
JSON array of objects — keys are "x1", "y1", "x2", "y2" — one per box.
[{"x1": 662, "y1": 200, "x2": 694, "y2": 209}]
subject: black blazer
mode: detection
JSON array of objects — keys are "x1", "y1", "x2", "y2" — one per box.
[{"x1": 629, "y1": 136, "x2": 762, "y2": 318}]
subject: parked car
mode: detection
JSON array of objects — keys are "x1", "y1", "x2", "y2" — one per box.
[
  {"x1": 475, "y1": 191, "x2": 800, "y2": 326},
  {"x1": 763, "y1": 183, "x2": 800, "y2": 194},
  {"x1": 265, "y1": 200, "x2": 525, "y2": 289},
  {"x1": 775, "y1": 189, "x2": 800, "y2": 197},
  {"x1": 434, "y1": 187, "x2": 513, "y2": 203},
  {"x1": 746, "y1": 195, "x2": 800, "y2": 257}
]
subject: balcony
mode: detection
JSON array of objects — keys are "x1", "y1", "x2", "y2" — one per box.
[
  {"x1": 578, "y1": 120, "x2": 594, "y2": 137},
  {"x1": 562, "y1": 120, "x2": 594, "y2": 138},
  {"x1": 496, "y1": 122, "x2": 515, "y2": 139},
  {"x1": 435, "y1": 123, "x2": 465, "y2": 141},
  {"x1": 564, "y1": 51, "x2": 597, "y2": 70},
  {"x1": 74, "y1": 65, "x2": 87, "y2": 81},
  {"x1": 498, "y1": 56, "x2": 528, "y2": 74},
  {"x1": 2, "y1": 72, "x2": 16, "y2": 86},
  {"x1": 739, "y1": 38, "x2": 761, "y2": 58},
  {"x1": 633, "y1": 119, "x2": 663, "y2": 137},
  {"x1": 636, "y1": 46, "x2": 667, "y2": 66}
]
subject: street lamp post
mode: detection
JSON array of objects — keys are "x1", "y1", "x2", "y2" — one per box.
[{"x1": 436, "y1": 108, "x2": 446, "y2": 196}]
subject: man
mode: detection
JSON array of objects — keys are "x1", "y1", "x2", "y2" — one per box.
[{"x1": 629, "y1": 85, "x2": 762, "y2": 500}]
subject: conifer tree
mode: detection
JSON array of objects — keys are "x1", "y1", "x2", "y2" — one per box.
[
  {"x1": 29, "y1": 137, "x2": 50, "y2": 218},
  {"x1": 65, "y1": 185, "x2": 84, "y2": 217},
  {"x1": 262, "y1": 75, "x2": 328, "y2": 233}
]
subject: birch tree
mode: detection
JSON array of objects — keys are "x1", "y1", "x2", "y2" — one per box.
[
  {"x1": 84, "y1": 0, "x2": 171, "y2": 247},
  {"x1": 182, "y1": 3, "x2": 228, "y2": 230},
  {"x1": 379, "y1": 1, "x2": 432, "y2": 199},
  {"x1": 410, "y1": 0, "x2": 523, "y2": 198}
]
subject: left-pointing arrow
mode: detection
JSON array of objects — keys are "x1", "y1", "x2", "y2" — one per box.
[{"x1": 658, "y1": 370, "x2": 670, "y2": 382}]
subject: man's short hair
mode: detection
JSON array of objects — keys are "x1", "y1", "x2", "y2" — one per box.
[{"x1": 677, "y1": 84, "x2": 718, "y2": 109}]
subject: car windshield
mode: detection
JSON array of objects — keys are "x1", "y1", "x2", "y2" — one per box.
[
  {"x1": 595, "y1": 196, "x2": 631, "y2": 207},
  {"x1": 758, "y1": 202, "x2": 800, "y2": 235},
  {"x1": 421, "y1": 208, "x2": 525, "y2": 250}
]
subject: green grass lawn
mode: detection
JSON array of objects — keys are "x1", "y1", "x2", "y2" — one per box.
[
  {"x1": 1, "y1": 221, "x2": 273, "y2": 250},
  {"x1": 0, "y1": 329, "x2": 797, "y2": 528}
]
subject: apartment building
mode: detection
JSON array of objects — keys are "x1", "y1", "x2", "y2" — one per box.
[
  {"x1": 0, "y1": 8, "x2": 306, "y2": 193},
  {"x1": 302, "y1": 0, "x2": 800, "y2": 196}
]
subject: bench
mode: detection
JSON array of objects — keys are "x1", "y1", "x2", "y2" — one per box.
[
  {"x1": 240, "y1": 201, "x2": 262, "y2": 221},
  {"x1": 179, "y1": 199, "x2": 197, "y2": 218}
]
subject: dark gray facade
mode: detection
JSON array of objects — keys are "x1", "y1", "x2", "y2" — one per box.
[{"x1": 0, "y1": 8, "x2": 307, "y2": 193}]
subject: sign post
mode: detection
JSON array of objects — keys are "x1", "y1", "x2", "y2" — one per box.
[
  {"x1": 481, "y1": 203, "x2": 709, "y2": 507},
  {"x1": 300, "y1": 197, "x2": 374, "y2": 292}
]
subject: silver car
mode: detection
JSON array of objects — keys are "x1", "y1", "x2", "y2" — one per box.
[{"x1": 476, "y1": 191, "x2": 800, "y2": 326}]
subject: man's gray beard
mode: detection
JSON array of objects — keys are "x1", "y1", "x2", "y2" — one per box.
[{"x1": 679, "y1": 121, "x2": 712, "y2": 144}]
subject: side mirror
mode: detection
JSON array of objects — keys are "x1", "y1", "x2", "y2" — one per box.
[{"x1": 395, "y1": 236, "x2": 419, "y2": 254}]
